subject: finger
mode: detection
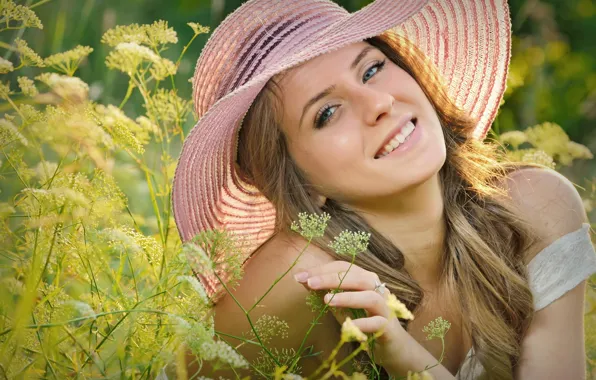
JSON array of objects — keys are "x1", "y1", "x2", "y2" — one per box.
[
  {"x1": 305, "y1": 270, "x2": 380, "y2": 292},
  {"x1": 349, "y1": 315, "x2": 390, "y2": 335},
  {"x1": 324, "y1": 291, "x2": 390, "y2": 319},
  {"x1": 297, "y1": 260, "x2": 369, "y2": 279}
]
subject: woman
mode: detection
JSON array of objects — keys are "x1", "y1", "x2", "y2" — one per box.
[{"x1": 172, "y1": 0, "x2": 596, "y2": 378}]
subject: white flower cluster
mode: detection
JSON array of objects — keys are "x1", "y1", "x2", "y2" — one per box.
[
  {"x1": 36, "y1": 72, "x2": 89, "y2": 102},
  {"x1": 106, "y1": 42, "x2": 176, "y2": 80},
  {"x1": 0, "y1": 57, "x2": 14, "y2": 73},
  {"x1": 290, "y1": 212, "x2": 330, "y2": 239},
  {"x1": 328, "y1": 230, "x2": 371, "y2": 257}
]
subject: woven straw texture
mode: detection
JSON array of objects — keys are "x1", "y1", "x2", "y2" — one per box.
[{"x1": 172, "y1": 0, "x2": 512, "y2": 302}]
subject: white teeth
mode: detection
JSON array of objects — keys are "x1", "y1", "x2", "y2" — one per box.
[{"x1": 376, "y1": 120, "x2": 417, "y2": 158}]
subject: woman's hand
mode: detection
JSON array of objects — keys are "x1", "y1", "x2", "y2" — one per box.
[{"x1": 293, "y1": 260, "x2": 414, "y2": 374}]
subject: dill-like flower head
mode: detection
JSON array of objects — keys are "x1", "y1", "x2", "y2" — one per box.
[
  {"x1": 341, "y1": 317, "x2": 367, "y2": 342},
  {"x1": 145, "y1": 88, "x2": 192, "y2": 126},
  {"x1": 499, "y1": 130, "x2": 527, "y2": 149},
  {"x1": 0, "y1": 81, "x2": 11, "y2": 99},
  {"x1": 0, "y1": 118, "x2": 28, "y2": 146},
  {"x1": 44, "y1": 45, "x2": 93, "y2": 76},
  {"x1": 187, "y1": 22, "x2": 210, "y2": 36},
  {"x1": 14, "y1": 38, "x2": 45, "y2": 67},
  {"x1": 17, "y1": 76, "x2": 38, "y2": 97},
  {"x1": 328, "y1": 230, "x2": 370, "y2": 257},
  {"x1": 386, "y1": 293, "x2": 414, "y2": 321},
  {"x1": 422, "y1": 316, "x2": 451, "y2": 341},
  {"x1": 178, "y1": 275, "x2": 210, "y2": 305},
  {"x1": 101, "y1": 20, "x2": 178, "y2": 49},
  {"x1": 0, "y1": 57, "x2": 14, "y2": 74},
  {"x1": 521, "y1": 149, "x2": 555, "y2": 169},
  {"x1": 105, "y1": 42, "x2": 176, "y2": 80},
  {"x1": 247, "y1": 315, "x2": 290, "y2": 344},
  {"x1": 290, "y1": 212, "x2": 330, "y2": 240},
  {"x1": 0, "y1": 0, "x2": 43, "y2": 29},
  {"x1": 36, "y1": 72, "x2": 89, "y2": 102}
]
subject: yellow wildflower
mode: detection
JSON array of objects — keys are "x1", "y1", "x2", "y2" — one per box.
[
  {"x1": 17, "y1": 76, "x2": 38, "y2": 97},
  {"x1": 0, "y1": 117, "x2": 28, "y2": 146},
  {"x1": 145, "y1": 88, "x2": 192, "y2": 126},
  {"x1": 0, "y1": 0, "x2": 42, "y2": 29},
  {"x1": 521, "y1": 149, "x2": 556, "y2": 169},
  {"x1": 36, "y1": 72, "x2": 89, "y2": 102},
  {"x1": 14, "y1": 38, "x2": 45, "y2": 67},
  {"x1": 101, "y1": 20, "x2": 177, "y2": 49},
  {"x1": 0, "y1": 81, "x2": 11, "y2": 99},
  {"x1": 0, "y1": 57, "x2": 13, "y2": 73},
  {"x1": 187, "y1": 22, "x2": 210, "y2": 35},
  {"x1": 386, "y1": 293, "x2": 415, "y2": 320},
  {"x1": 44, "y1": 45, "x2": 93, "y2": 76},
  {"x1": 567, "y1": 141, "x2": 593, "y2": 160},
  {"x1": 499, "y1": 130, "x2": 527, "y2": 149},
  {"x1": 341, "y1": 317, "x2": 367, "y2": 342}
]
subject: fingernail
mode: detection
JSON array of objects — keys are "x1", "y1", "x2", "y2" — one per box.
[
  {"x1": 307, "y1": 277, "x2": 320, "y2": 288},
  {"x1": 324, "y1": 293, "x2": 334, "y2": 305},
  {"x1": 294, "y1": 272, "x2": 308, "y2": 283}
]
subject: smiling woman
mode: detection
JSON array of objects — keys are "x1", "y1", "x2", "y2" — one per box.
[{"x1": 171, "y1": 0, "x2": 596, "y2": 379}]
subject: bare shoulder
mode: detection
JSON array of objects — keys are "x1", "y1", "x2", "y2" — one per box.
[
  {"x1": 503, "y1": 167, "x2": 588, "y2": 262},
  {"x1": 198, "y1": 231, "x2": 340, "y2": 376}
]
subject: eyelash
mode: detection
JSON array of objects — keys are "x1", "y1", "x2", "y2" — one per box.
[{"x1": 314, "y1": 58, "x2": 387, "y2": 129}]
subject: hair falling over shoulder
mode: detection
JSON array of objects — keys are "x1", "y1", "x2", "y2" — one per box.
[{"x1": 237, "y1": 32, "x2": 539, "y2": 380}]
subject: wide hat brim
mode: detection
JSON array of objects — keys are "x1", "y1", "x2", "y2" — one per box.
[{"x1": 172, "y1": 0, "x2": 512, "y2": 302}]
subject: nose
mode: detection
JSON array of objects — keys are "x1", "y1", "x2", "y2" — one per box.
[{"x1": 354, "y1": 86, "x2": 394, "y2": 126}]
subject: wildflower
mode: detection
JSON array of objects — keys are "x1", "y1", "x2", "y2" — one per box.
[
  {"x1": 407, "y1": 370, "x2": 434, "y2": 380},
  {"x1": 14, "y1": 38, "x2": 45, "y2": 67},
  {"x1": 422, "y1": 317, "x2": 451, "y2": 341},
  {"x1": 0, "y1": 57, "x2": 13, "y2": 73},
  {"x1": 499, "y1": 130, "x2": 527, "y2": 149},
  {"x1": 291, "y1": 212, "x2": 330, "y2": 239},
  {"x1": 0, "y1": 202, "x2": 16, "y2": 218},
  {"x1": 0, "y1": 0, "x2": 43, "y2": 29},
  {"x1": 136, "y1": 115, "x2": 160, "y2": 135},
  {"x1": 521, "y1": 149, "x2": 555, "y2": 169},
  {"x1": 0, "y1": 118, "x2": 28, "y2": 146},
  {"x1": 101, "y1": 20, "x2": 177, "y2": 49},
  {"x1": 188, "y1": 22, "x2": 210, "y2": 35},
  {"x1": 35, "y1": 161, "x2": 58, "y2": 184},
  {"x1": 329, "y1": 230, "x2": 371, "y2": 257},
  {"x1": 524, "y1": 122, "x2": 569, "y2": 157},
  {"x1": 178, "y1": 275, "x2": 210, "y2": 305},
  {"x1": 182, "y1": 241, "x2": 213, "y2": 273},
  {"x1": 341, "y1": 317, "x2": 367, "y2": 342},
  {"x1": 386, "y1": 294, "x2": 415, "y2": 320},
  {"x1": 35, "y1": 72, "x2": 89, "y2": 102},
  {"x1": 199, "y1": 340, "x2": 249, "y2": 369},
  {"x1": 0, "y1": 81, "x2": 11, "y2": 99},
  {"x1": 94, "y1": 104, "x2": 147, "y2": 153},
  {"x1": 44, "y1": 45, "x2": 93, "y2": 76},
  {"x1": 145, "y1": 88, "x2": 192, "y2": 126},
  {"x1": 105, "y1": 41, "x2": 175, "y2": 80},
  {"x1": 567, "y1": 141, "x2": 593, "y2": 160},
  {"x1": 249, "y1": 315, "x2": 290, "y2": 344},
  {"x1": 17, "y1": 76, "x2": 38, "y2": 97}
]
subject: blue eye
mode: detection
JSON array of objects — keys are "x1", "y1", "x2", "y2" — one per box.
[
  {"x1": 314, "y1": 104, "x2": 337, "y2": 129},
  {"x1": 313, "y1": 59, "x2": 387, "y2": 129},
  {"x1": 363, "y1": 59, "x2": 386, "y2": 83}
]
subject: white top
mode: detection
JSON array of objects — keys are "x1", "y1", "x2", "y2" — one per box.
[{"x1": 456, "y1": 223, "x2": 596, "y2": 379}]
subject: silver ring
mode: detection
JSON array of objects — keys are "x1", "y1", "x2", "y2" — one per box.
[{"x1": 373, "y1": 279, "x2": 386, "y2": 295}]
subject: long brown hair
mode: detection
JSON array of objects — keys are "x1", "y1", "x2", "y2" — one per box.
[{"x1": 237, "y1": 31, "x2": 538, "y2": 380}]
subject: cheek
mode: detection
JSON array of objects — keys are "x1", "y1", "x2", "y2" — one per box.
[{"x1": 293, "y1": 129, "x2": 362, "y2": 179}]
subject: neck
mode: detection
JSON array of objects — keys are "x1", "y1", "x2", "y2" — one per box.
[{"x1": 351, "y1": 174, "x2": 446, "y2": 288}]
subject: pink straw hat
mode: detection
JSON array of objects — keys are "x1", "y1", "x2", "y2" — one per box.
[{"x1": 172, "y1": 0, "x2": 512, "y2": 303}]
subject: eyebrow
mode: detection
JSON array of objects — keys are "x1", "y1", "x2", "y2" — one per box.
[{"x1": 298, "y1": 45, "x2": 376, "y2": 128}]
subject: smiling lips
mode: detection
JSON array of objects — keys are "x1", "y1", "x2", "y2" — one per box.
[{"x1": 374, "y1": 117, "x2": 417, "y2": 159}]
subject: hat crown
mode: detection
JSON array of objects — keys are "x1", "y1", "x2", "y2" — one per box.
[{"x1": 192, "y1": 0, "x2": 348, "y2": 119}]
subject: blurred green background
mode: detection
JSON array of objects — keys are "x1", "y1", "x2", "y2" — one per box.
[{"x1": 4, "y1": 0, "x2": 596, "y2": 212}]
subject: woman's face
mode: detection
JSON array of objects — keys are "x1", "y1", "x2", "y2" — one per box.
[{"x1": 277, "y1": 41, "x2": 446, "y2": 206}]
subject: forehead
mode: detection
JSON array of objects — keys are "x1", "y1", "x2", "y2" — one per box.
[{"x1": 279, "y1": 41, "x2": 372, "y2": 89}]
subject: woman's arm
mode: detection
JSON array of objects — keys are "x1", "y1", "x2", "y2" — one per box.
[
  {"x1": 187, "y1": 232, "x2": 346, "y2": 378},
  {"x1": 505, "y1": 167, "x2": 590, "y2": 379}
]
